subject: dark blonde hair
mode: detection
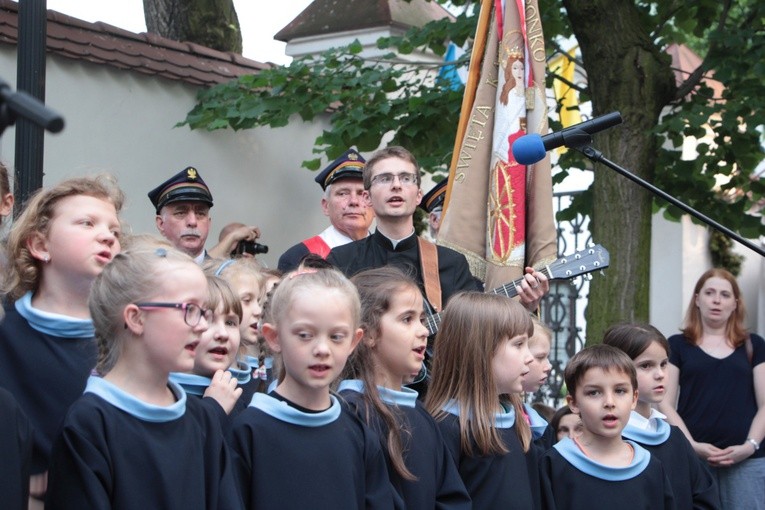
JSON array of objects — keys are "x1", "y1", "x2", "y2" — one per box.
[
  {"x1": 564, "y1": 344, "x2": 637, "y2": 400},
  {"x1": 205, "y1": 257, "x2": 265, "y2": 350},
  {"x1": 206, "y1": 275, "x2": 242, "y2": 322},
  {"x1": 4, "y1": 174, "x2": 125, "y2": 300},
  {"x1": 603, "y1": 322, "x2": 669, "y2": 360},
  {"x1": 529, "y1": 315, "x2": 552, "y2": 349},
  {"x1": 265, "y1": 268, "x2": 360, "y2": 384},
  {"x1": 362, "y1": 146, "x2": 421, "y2": 190},
  {"x1": 89, "y1": 238, "x2": 197, "y2": 375},
  {"x1": 342, "y1": 266, "x2": 420, "y2": 480},
  {"x1": 426, "y1": 292, "x2": 534, "y2": 456},
  {"x1": 681, "y1": 268, "x2": 748, "y2": 348}
]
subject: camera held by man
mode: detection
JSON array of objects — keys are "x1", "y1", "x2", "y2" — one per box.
[{"x1": 233, "y1": 239, "x2": 268, "y2": 257}]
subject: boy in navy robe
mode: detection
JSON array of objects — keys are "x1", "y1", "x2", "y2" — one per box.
[{"x1": 539, "y1": 345, "x2": 675, "y2": 510}]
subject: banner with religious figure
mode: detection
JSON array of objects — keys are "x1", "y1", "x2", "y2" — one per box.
[{"x1": 438, "y1": 0, "x2": 557, "y2": 291}]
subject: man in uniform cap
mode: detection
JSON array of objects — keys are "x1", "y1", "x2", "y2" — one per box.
[
  {"x1": 277, "y1": 148, "x2": 374, "y2": 272},
  {"x1": 148, "y1": 166, "x2": 214, "y2": 263},
  {"x1": 419, "y1": 178, "x2": 447, "y2": 242}
]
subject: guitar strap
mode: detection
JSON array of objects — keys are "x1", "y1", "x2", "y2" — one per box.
[{"x1": 417, "y1": 237, "x2": 442, "y2": 313}]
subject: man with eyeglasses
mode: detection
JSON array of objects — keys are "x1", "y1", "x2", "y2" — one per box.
[
  {"x1": 278, "y1": 148, "x2": 374, "y2": 272},
  {"x1": 328, "y1": 146, "x2": 549, "y2": 311}
]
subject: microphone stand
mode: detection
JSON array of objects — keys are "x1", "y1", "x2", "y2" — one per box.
[{"x1": 570, "y1": 135, "x2": 765, "y2": 258}]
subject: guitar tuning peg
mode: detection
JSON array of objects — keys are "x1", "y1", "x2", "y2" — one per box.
[
  {"x1": 585, "y1": 273, "x2": 593, "y2": 281},
  {"x1": 600, "y1": 270, "x2": 606, "y2": 277}
]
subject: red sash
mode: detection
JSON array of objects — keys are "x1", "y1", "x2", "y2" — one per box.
[{"x1": 302, "y1": 236, "x2": 331, "y2": 259}]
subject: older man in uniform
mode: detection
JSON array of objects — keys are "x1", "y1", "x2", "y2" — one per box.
[{"x1": 277, "y1": 148, "x2": 374, "y2": 272}]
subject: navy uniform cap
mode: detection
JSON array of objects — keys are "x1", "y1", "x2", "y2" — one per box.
[
  {"x1": 419, "y1": 178, "x2": 447, "y2": 213},
  {"x1": 314, "y1": 148, "x2": 366, "y2": 191},
  {"x1": 148, "y1": 166, "x2": 214, "y2": 214}
]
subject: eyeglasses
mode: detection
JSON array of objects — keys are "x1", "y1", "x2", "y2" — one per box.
[
  {"x1": 370, "y1": 172, "x2": 419, "y2": 186},
  {"x1": 134, "y1": 302, "x2": 212, "y2": 327}
]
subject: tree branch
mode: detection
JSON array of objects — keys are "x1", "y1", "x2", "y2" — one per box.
[{"x1": 673, "y1": 0, "x2": 732, "y2": 101}]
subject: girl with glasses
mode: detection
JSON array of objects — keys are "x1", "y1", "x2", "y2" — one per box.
[{"x1": 45, "y1": 240, "x2": 242, "y2": 509}]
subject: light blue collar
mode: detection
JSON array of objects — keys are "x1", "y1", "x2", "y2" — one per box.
[
  {"x1": 553, "y1": 436, "x2": 651, "y2": 481},
  {"x1": 243, "y1": 354, "x2": 272, "y2": 369},
  {"x1": 338, "y1": 379, "x2": 419, "y2": 408},
  {"x1": 15, "y1": 291, "x2": 95, "y2": 338},
  {"x1": 168, "y1": 372, "x2": 209, "y2": 396},
  {"x1": 442, "y1": 399, "x2": 516, "y2": 428},
  {"x1": 622, "y1": 411, "x2": 671, "y2": 445},
  {"x1": 249, "y1": 392, "x2": 341, "y2": 427},
  {"x1": 228, "y1": 359, "x2": 252, "y2": 384},
  {"x1": 524, "y1": 403, "x2": 549, "y2": 439},
  {"x1": 85, "y1": 376, "x2": 186, "y2": 422},
  {"x1": 170, "y1": 361, "x2": 253, "y2": 395}
]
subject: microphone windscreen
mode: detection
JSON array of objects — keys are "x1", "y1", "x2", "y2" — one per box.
[{"x1": 512, "y1": 134, "x2": 546, "y2": 165}]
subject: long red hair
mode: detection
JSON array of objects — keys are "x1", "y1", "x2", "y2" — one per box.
[{"x1": 681, "y1": 268, "x2": 748, "y2": 347}]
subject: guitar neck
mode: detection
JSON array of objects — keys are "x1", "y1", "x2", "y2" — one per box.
[
  {"x1": 421, "y1": 244, "x2": 610, "y2": 338},
  {"x1": 489, "y1": 266, "x2": 552, "y2": 299},
  {"x1": 423, "y1": 266, "x2": 553, "y2": 336}
]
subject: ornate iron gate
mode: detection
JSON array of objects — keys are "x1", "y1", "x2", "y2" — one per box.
[{"x1": 531, "y1": 190, "x2": 592, "y2": 408}]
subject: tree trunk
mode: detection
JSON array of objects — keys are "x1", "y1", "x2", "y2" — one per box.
[
  {"x1": 143, "y1": 0, "x2": 242, "y2": 54},
  {"x1": 561, "y1": 0, "x2": 677, "y2": 343}
]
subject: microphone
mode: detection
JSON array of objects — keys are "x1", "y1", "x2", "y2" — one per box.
[{"x1": 512, "y1": 111, "x2": 623, "y2": 165}]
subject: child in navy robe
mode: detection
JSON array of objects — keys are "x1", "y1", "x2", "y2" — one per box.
[
  {"x1": 539, "y1": 344, "x2": 675, "y2": 510},
  {"x1": 520, "y1": 316, "x2": 556, "y2": 509},
  {"x1": 209, "y1": 257, "x2": 274, "y2": 390},
  {"x1": 604, "y1": 323, "x2": 721, "y2": 509},
  {"x1": 0, "y1": 175, "x2": 124, "y2": 504},
  {"x1": 522, "y1": 316, "x2": 555, "y2": 447},
  {"x1": 0, "y1": 388, "x2": 31, "y2": 510},
  {"x1": 232, "y1": 268, "x2": 399, "y2": 509},
  {"x1": 425, "y1": 292, "x2": 538, "y2": 509},
  {"x1": 338, "y1": 267, "x2": 471, "y2": 509},
  {"x1": 45, "y1": 241, "x2": 243, "y2": 509},
  {"x1": 172, "y1": 274, "x2": 266, "y2": 418}
]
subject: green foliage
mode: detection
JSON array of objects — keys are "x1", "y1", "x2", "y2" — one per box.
[
  {"x1": 708, "y1": 228, "x2": 744, "y2": 276},
  {"x1": 654, "y1": 1, "x2": 765, "y2": 239},
  {"x1": 181, "y1": 0, "x2": 764, "y2": 238},
  {"x1": 181, "y1": 35, "x2": 468, "y2": 172}
]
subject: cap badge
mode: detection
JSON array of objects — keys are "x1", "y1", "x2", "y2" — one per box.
[{"x1": 187, "y1": 168, "x2": 198, "y2": 180}]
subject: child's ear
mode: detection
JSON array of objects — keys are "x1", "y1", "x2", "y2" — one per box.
[
  {"x1": 566, "y1": 394, "x2": 579, "y2": 415},
  {"x1": 0, "y1": 192, "x2": 13, "y2": 218},
  {"x1": 350, "y1": 328, "x2": 364, "y2": 352},
  {"x1": 261, "y1": 323, "x2": 281, "y2": 354},
  {"x1": 363, "y1": 327, "x2": 376, "y2": 348},
  {"x1": 26, "y1": 232, "x2": 50, "y2": 263},
  {"x1": 631, "y1": 388, "x2": 638, "y2": 410},
  {"x1": 123, "y1": 304, "x2": 144, "y2": 335}
]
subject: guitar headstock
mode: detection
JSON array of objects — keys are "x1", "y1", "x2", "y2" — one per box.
[{"x1": 547, "y1": 244, "x2": 610, "y2": 281}]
